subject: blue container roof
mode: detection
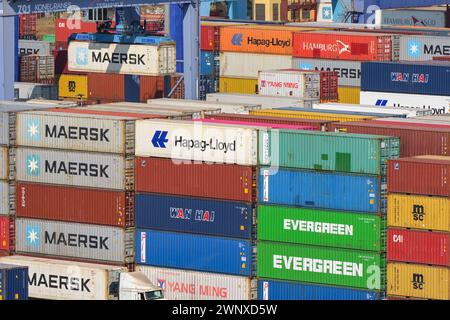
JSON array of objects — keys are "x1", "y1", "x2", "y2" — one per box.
[{"x1": 69, "y1": 33, "x2": 174, "y2": 45}]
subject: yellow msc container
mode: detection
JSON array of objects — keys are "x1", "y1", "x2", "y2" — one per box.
[
  {"x1": 250, "y1": 109, "x2": 376, "y2": 122},
  {"x1": 388, "y1": 194, "x2": 450, "y2": 232},
  {"x1": 219, "y1": 77, "x2": 258, "y2": 94},
  {"x1": 58, "y1": 74, "x2": 88, "y2": 99},
  {"x1": 388, "y1": 262, "x2": 450, "y2": 300},
  {"x1": 338, "y1": 86, "x2": 360, "y2": 104}
]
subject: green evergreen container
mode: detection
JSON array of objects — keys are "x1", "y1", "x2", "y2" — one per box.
[
  {"x1": 257, "y1": 241, "x2": 386, "y2": 290},
  {"x1": 259, "y1": 130, "x2": 400, "y2": 175},
  {"x1": 258, "y1": 205, "x2": 385, "y2": 251},
  {"x1": 42, "y1": 34, "x2": 55, "y2": 43}
]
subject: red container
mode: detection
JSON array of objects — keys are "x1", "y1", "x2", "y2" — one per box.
[
  {"x1": 388, "y1": 228, "x2": 449, "y2": 266},
  {"x1": 16, "y1": 182, "x2": 130, "y2": 228},
  {"x1": 0, "y1": 216, "x2": 11, "y2": 252},
  {"x1": 55, "y1": 18, "x2": 98, "y2": 43},
  {"x1": 293, "y1": 31, "x2": 393, "y2": 61},
  {"x1": 88, "y1": 73, "x2": 125, "y2": 103},
  {"x1": 19, "y1": 14, "x2": 37, "y2": 39},
  {"x1": 201, "y1": 25, "x2": 220, "y2": 51},
  {"x1": 140, "y1": 75, "x2": 164, "y2": 102},
  {"x1": 387, "y1": 157, "x2": 450, "y2": 197},
  {"x1": 0, "y1": 251, "x2": 9, "y2": 257},
  {"x1": 19, "y1": 55, "x2": 55, "y2": 84},
  {"x1": 135, "y1": 157, "x2": 256, "y2": 202},
  {"x1": 329, "y1": 121, "x2": 450, "y2": 157}
]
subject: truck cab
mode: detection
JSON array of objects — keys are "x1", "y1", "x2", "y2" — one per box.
[{"x1": 118, "y1": 272, "x2": 164, "y2": 300}]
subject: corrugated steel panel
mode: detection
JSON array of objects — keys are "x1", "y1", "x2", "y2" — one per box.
[
  {"x1": 16, "y1": 182, "x2": 128, "y2": 228},
  {"x1": 220, "y1": 52, "x2": 292, "y2": 79},
  {"x1": 200, "y1": 51, "x2": 214, "y2": 76},
  {"x1": 15, "y1": 218, "x2": 129, "y2": 264},
  {"x1": 0, "y1": 217, "x2": 11, "y2": 251},
  {"x1": 258, "y1": 279, "x2": 383, "y2": 300},
  {"x1": 136, "y1": 229, "x2": 254, "y2": 276},
  {"x1": 387, "y1": 228, "x2": 449, "y2": 266},
  {"x1": 259, "y1": 167, "x2": 383, "y2": 213},
  {"x1": 135, "y1": 119, "x2": 258, "y2": 165},
  {"x1": 135, "y1": 157, "x2": 255, "y2": 202},
  {"x1": 87, "y1": 73, "x2": 125, "y2": 102},
  {"x1": 55, "y1": 18, "x2": 97, "y2": 43},
  {"x1": 219, "y1": 77, "x2": 258, "y2": 94},
  {"x1": 137, "y1": 265, "x2": 256, "y2": 300},
  {"x1": 0, "y1": 264, "x2": 28, "y2": 300},
  {"x1": 257, "y1": 241, "x2": 385, "y2": 290},
  {"x1": 58, "y1": 74, "x2": 88, "y2": 99},
  {"x1": 399, "y1": 35, "x2": 450, "y2": 61},
  {"x1": 136, "y1": 193, "x2": 255, "y2": 239},
  {"x1": 258, "y1": 70, "x2": 320, "y2": 99},
  {"x1": 15, "y1": 147, "x2": 127, "y2": 190},
  {"x1": 0, "y1": 147, "x2": 7, "y2": 180},
  {"x1": 19, "y1": 40, "x2": 53, "y2": 56},
  {"x1": 338, "y1": 86, "x2": 361, "y2": 104},
  {"x1": 259, "y1": 130, "x2": 399, "y2": 175},
  {"x1": 0, "y1": 255, "x2": 126, "y2": 300},
  {"x1": 258, "y1": 205, "x2": 383, "y2": 251},
  {"x1": 387, "y1": 194, "x2": 450, "y2": 232},
  {"x1": 195, "y1": 118, "x2": 314, "y2": 130},
  {"x1": 387, "y1": 262, "x2": 450, "y2": 300},
  {"x1": 250, "y1": 109, "x2": 375, "y2": 122},
  {"x1": 0, "y1": 182, "x2": 8, "y2": 216}
]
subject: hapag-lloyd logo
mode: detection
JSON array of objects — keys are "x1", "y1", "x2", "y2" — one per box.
[
  {"x1": 232, "y1": 33, "x2": 291, "y2": 48},
  {"x1": 302, "y1": 40, "x2": 351, "y2": 55}
]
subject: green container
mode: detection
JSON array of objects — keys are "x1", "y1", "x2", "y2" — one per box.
[
  {"x1": 257, "y1": 241, "x2": 386, "y2": 290},
  {"x1": 258, "y1": 205, "x2": 385, "y2": 251},
  {"x1": 258, "y1": 130, "x2": 400, "y2": 175},
  {"x1": 42, "y1": 34, "x2": 55, "y2": 43}
]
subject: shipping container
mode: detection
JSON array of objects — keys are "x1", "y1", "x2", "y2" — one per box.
[
  {"x1": 399, "y1": 35, "x2": 450, "y2": 61},
  {"x1": 137, "y1": 265, "x2": 256, "y2": 300},
  {"x1": 68, "y1": 41, "x2": 176, "y2": 76},
  {"x1": 58, "y1": 74, "x2": 88, "y2": 99},
  {"x1": 387, "y1": 228, "x2": 449, "y2": 266},
  {"x1": 360, "y1": 91, "x2": 450, "y2": 115},
  {"x1": 250, "y1": 109, "x2": 376, "y2": 122},
  {"x1": 259, "y1": 129, "x2": 399, "y2": 175},
  {"x1": 0, "y1": 181, "x2": 8, "y2": 216},
  {"x1": 219, "y1": 77, "x2": 259, "y2": 94},
  {"x1": 0, "y1": 216, "x2": 12, "y2": 251},
  {"x1": 55, "y1": 18, "x2": 98, "y2": 43},
  {"x1": 147, "y1": 98, "x2": 260, "y2": 114},
  {"x1": 375, "y1": 9, "x2": 447, "y2": 27},
  {"x1": 135, "y1": 119, "x2": 258, "y2": 165},
  {"x1": 136, "y1": 193, "x2": 255, "y2": 239},
  {"x1": 338, "y1": 86, "x2": 361, "y2": 104},
  {"x1": 258, "y1": 279, "x2": 383, "y2": 300},
  {"x1": 361, "y1": 61, "x2": 450, "y2": 96},
  {"x1": 257, "y1": 241, "x2": 385, "y2": 290},
  {"x1": 200, "y1": 51, "x2": 215, "y2": 76},
  {"x1": 0, "y1": 255, "x2": 127, "y2": 300},
  {"x1": 0, "y1": 264, "x2": 28, "y2": 300},
  {"x1": 15, "y1": 218, "x2": 130, "y2": 264},
  {"x1": 258, "y1": 205, "x2": 383, "y2": 251},
  {"x1": 19, "y1": 55, "x2": 54, "y2": 84},
  {"x1": 387, "y1": 262, "x2": 449, "y2": 300},
  {"x1": 18, "y1": 40, "x2": 53, "y2": 56},
  {"x1": 293, "y1": 31, "x2": 396, "y2": 61},
  {"x1": 0, "y1": 147, "x2": 7, "y2": 180},
  {"x1": 16, "y1": 182, "x2": 130, "y2": 228},
  {"x1": 314, "y1": 102, "x2": 431, "y2": 117},
  {"x1": 373, "y1": 117, "x2": 450, "y2": 127},
  {"x1": 259, "y1": 167, "x2": 383, "y2": 213},
  {"x1": 87, "y1": 73, "x2": 125, "y2": 102},
  {"x1": 136, "y1": 229, "x2": 254, "y2": 276},
  {"x1": 104, "y1": 102, "x2": 208, "y2": 119},
  {"x1": 135, "y1": 157, "x2": 255, "y2": 202},
  {"x1": 387, "y1": 156, "x2": 450, "y2": 196},
  {"x1": 220, "y1": 52, "x2": 292, "y2": 79},
  {"x1": 14, "y1": 82, "x2": 58, "y2": 101},
  {"x1": 15, "y1": 147, "x2": 128, "y2": 190},
  {"x1": 195, "y1": 118, "x2": 314, "y2": 131},
  {"x1": 19, "y1": 14, "x2": 37, "y2": 39},
  {"x1": 139, "y1": 75, "x2": 167, "y2": 102},
  {"x1": 388, "y1": 194, "x2": 450, "y2": 232},
  {"x1": 329, "y1": 121, "x2": 450, "y2": 157}
]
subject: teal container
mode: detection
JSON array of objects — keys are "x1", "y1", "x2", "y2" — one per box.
[{"x1": 259, "y1": 130, "x2": 400, "y2": 175}]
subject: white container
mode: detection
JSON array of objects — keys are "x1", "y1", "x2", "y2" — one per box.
[
  {"x1": 68, "y1": 41, "x2": 176, "y2": 76},
  {"x1": 360, "y1": 91, "x2": 450, "y2": 115},
  {"x1": 258, "y1": 70, "x2": 320, "y2": 99},
  {"x1": 313, "y1": 102, "x2": 432, "y2": 118},
  {"x1": 0, "y1": 181, "x2": 8, "y2": 215},
  {"x1": 15, "y1": 218, "x2": 130, "y2": 264},
  {"x1": 79, "y1": 103, "x2": 188, "y2": 119},
  {"x1": 18, "y1": 40, "x2": 54, "y2": 56},
  {"x1": 0, "y1": 255, "x2": 127, "y2": 300},
  {"x1": 206, "y1": 93, "x2": 320, "y2": 109},
  {"x1": 220, "y1": 52, "x2": 292, "y2": 79},
  {"x1": 137, "y1": 265, "x2": 256, "y2": 300},
  {"x1": 0, "y1": 147, "x2": 7, "y2": 180},
  {"x1": 15, "y1": 147, "x2": 127, "y2": 190},
  {"x1": 135, "y1": 119, "x2": 258, "y2": 165},
  {"x1": 399, "y1": 35, "x2": 450, "y2": 61},
  {"x1": 375, "y1": 9, "x2": 447, "y2": 27},
  {"x1": 147, "y1": 98, "x2": 261, "y2": 114},
  {"x1": 14, "y1": 82, "x2": 58, "y2": 101}
]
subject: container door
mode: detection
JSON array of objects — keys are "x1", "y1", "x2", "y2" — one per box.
[{"x1": 125, "y1": 75, "x2": 140, "y2": 102}]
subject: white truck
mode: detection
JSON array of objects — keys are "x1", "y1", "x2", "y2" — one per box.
[{"x1": 0, "y1": 255, "x2": 164, "y2": 300}]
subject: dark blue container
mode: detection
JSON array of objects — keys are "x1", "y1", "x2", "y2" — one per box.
[
  {"x1": 124, "y1": 74, "x2": 140, "y2": 102},
  {"x1": 0, "y1": 264, "x2": 28, "y2": 300},
  {"x1": 200, "y1": 51, "x2": 214, "y2": 76},
  {"x1": 136, "y1": 193, "x2": 255, "y2": 239},
  {"x1": 14, "y1": 15, "x2": 19, "y2": 82},
  {"x1": 259, "y1": 167, "x2": 383, "y2": 213},
  {"x1": 136, "y1": 229, "x2": 255, "y2": 276},
  {"x1": 258, "y1": 279, "x2": 383, "y2": 300},
  {"x1": 361, "y1": 61, "x2": 450, "y2": 96},
  {"x1": 170, "y1": 4, "x2": 184, "y2": 73}
]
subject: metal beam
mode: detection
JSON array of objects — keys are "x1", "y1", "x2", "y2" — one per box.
[
  {"x1": 0, "y1": 1, "x2": 15, "y2": 100},
  {"x1": 182, "y1": 1, "x2": 199, "y2": 99}
]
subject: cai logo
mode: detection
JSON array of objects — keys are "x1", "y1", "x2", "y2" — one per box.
[
  {"x1": 231, "y1": 33, "x2": 243, "y2": 46},
  {"x1": 322, "y1": 6, "x2": 332, "y2": 20},
  {"x1": 26, "y1": 154, "x2": 40, "y2": 176},
  {"x1": 151, "y1": 130, "x2": 169, "y2": 148},
  {"x1": 408, "y1": 40, "x2": 421, "y2": 58},
  {"x1": 26, "y1": 119, "x2": 41, "y2": 140},
  {"x1": 76, "y1": 47, "x2": 89, "y2": 65},
  {"x1": 26, "y1": 225, "x2": 40, "y2": 247},
  {"x1": 157, "y1": 279, "x2": 166, "y2": 291}
]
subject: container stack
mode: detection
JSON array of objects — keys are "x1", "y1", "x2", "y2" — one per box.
[
  {"x1": 386, "y1": 156, "x2": 450, "y2": 300},
  {"x1": 256, "y1": 129, "x2": 401, "y2": 299},
  {"x1": 200, "y1": 23, "x2": 223, "y2": 100}
]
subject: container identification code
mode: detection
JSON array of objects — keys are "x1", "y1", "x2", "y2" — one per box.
[
  {"x1": 263, "y1": 170, "x2": 270, "y2": 202},
  {"x1": 262, "y1": 133, "x2": 270, "y2": 164}
]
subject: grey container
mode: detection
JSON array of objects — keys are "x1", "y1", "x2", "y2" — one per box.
[
  {"x1": 0, "y1": 181, "x2": 8, "y2": 215},
  {"x1": 15, "y1": 147, "x2": 131, "y2": 190},
  {"x1": 0, "y1": 147, "x2": 7, "y2": 180},
  {"x1": 15, "y1": 218, "x2": 133, "y2": 264},
  {"x1": 399, "y1": 35, "x2": 450, "y2": 61}
]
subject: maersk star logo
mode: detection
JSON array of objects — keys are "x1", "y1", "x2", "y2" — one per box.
[
  {"x1": 322, "y1": 7, "x2": 332, "y2": 20},
  {"x1": 26, "y1": 155, "x2": 40, "y2": 176},
  {"x1": 26, "y1": 225, "x2": 40, "y2": 246},
  {"x1": 76, "y1": 47, "x2": 89, "y2": 65},
  {"x1": 408, "y1": 40, "x2": 421, "y2": 58},
  {"x1": 26, "y1": 119, "x2": 41, "y2": 140},
  {"x1": 300, "y1": 63, "x2": 313, "y2": 70}
]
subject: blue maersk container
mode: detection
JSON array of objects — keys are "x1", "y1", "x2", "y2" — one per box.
[
  {"x1": 258, "y1": 280, "x2": 383, "y2": 300},
  {"x1": 136, "y1": 229, "x2": 255, "y2": 276},
  {"x1": 200, "y1": 51, "x2": 214, "y2": 76},
  {"x1": 259, "y1": 167, "x2": 382, "y2": 213},
  {"x1": 136, "y1": 193, "x2": 255, "y2": 239},
  {"x1": 361, "y1": 61, "x2": 450, "y2": 96},
  {"x1": 0, "y1": 264, "x2": 28, "y2": 300}
]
